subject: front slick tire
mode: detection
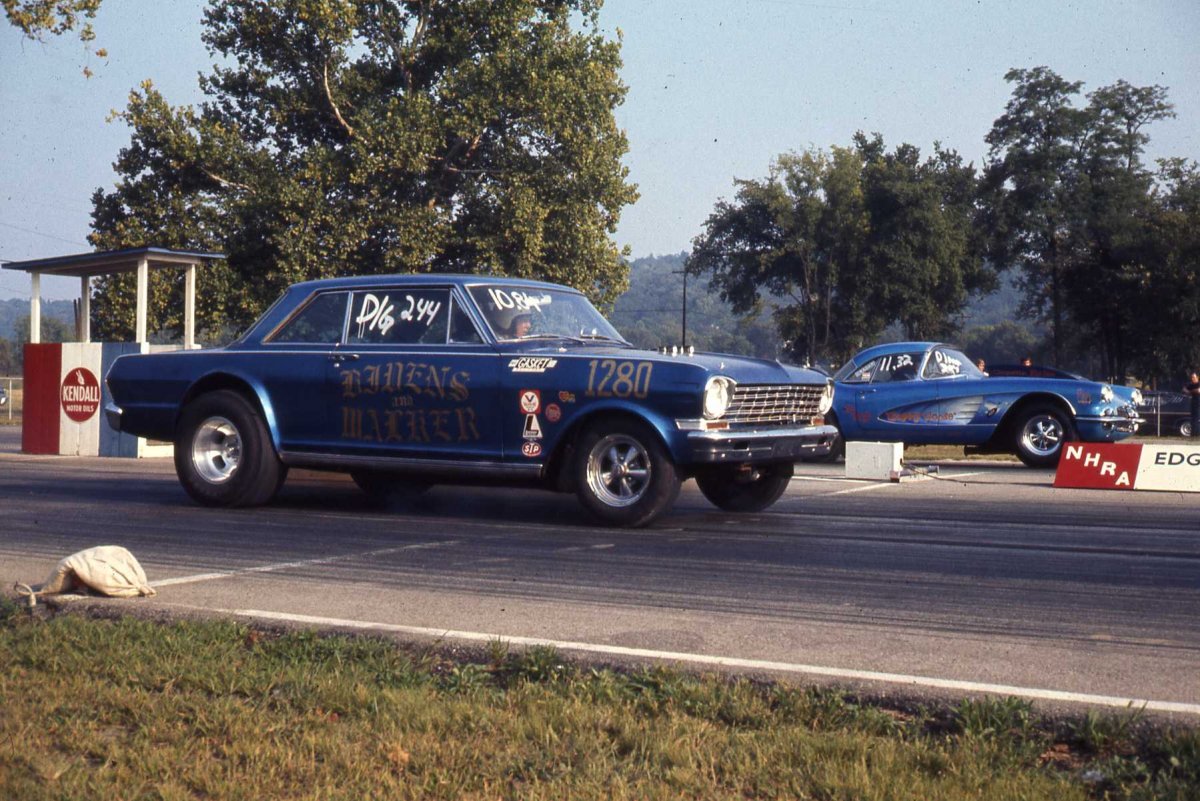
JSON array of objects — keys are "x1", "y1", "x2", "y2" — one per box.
[
  {"x1": 695, "y1": 462, "x2": 794, "y2": 512},
  {"x1": 175, "y1": 389, "x2": 284, "y2": 507},
  {"x1": 574, "y1": 419, "x2": 680, "y2": 528}
]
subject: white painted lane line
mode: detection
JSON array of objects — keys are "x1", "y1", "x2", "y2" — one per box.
[
  {"x1": 213, "y1": 608, "x2": 1200, "y2": 716},
  {"x1": 825, "y1": 482, "x2": 901, "y2": 496},
  {"x1": 151, "y1": 540, "x2": 460, "y2": 588}
]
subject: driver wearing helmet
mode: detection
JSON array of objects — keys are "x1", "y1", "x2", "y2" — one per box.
[{"x1": 505, "y1": 312, "x2": 533, "y2": 339}]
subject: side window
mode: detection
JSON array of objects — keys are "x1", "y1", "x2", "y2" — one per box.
[
  {"x1": 871, "y1": 353, "x2": 923, "y2": 383},
  {"x1": 448, "y1": 295, "x2": 483, "y2": 344},
  {"x1": 271, "y1": 292, "x2": 348, "y2": 343},
  {"x1": 348, "y1": 288, "x2": 450, "y2": 346},
  {"x1": 924, "y1": 348, "x2": 964, "y2": 378},
  {"x1": 843, "y1": 360, "x2": 877, "y2": 384}
]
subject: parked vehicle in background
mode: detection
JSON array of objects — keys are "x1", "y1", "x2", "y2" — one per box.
[
  {"x1": 826, "y1": 342, "x2": 1143, "y2": 467},
  {"x1": 105, "y1": 275, "x2": 837, "y2": 527},
  {"x1": 986, "y1": 364, "x2": 1087, "y2": 380},
  {"x1": 0, "y1": 386, "x2": 7, "y2": 407},
  {"x1": 1137, "y1": 391, "x2": 1193, "y2": 437}
]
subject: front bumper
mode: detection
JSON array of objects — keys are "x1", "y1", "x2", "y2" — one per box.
[
  {"x1": 685, "y1": 424, "x2": 839, "y2": 463},
  {"x1": 1076, "y1": 409, "x2": 1144, "y2": 436}
]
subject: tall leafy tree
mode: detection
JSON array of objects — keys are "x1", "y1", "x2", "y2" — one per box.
[
  {"x1": 89, "y1": 0, "x2": 637, "y2": 341},
  {"x1": 1129, "y1": 159, "x2": 1200, "y2": 383},
  {"x1": 982, "y1": 67, "x2": 1174, "y2": 377},
  {"x1": 689, "y1": 136, "x2": 988, "y2": 364},
  {"x1": 980, "y1": 67, "x2": 1087, "y2": 366}
]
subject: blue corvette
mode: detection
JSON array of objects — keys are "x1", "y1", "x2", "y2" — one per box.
[
  {"x1": 105, "y1": 274, "x2": 837, "y2": 526},
  {"x1": 827, "y1": 342, "x2": 1143, "y2": 467}
]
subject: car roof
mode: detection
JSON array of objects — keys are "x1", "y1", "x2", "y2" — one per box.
[
  {"x1": 288, "y1": 273, "x2": 579, "y2": 294},
  {"x1": 851, "y1": 341, "x2": 942, "y2": 364}
]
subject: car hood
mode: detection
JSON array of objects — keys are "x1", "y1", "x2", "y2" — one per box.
[{"x1": 514, "y1": 343, "x2": 827, "y2": 384}]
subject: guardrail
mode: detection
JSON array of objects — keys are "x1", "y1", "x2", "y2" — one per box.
[{"x1": 1, "y1": 375, "x2": 22, "y2": 423}]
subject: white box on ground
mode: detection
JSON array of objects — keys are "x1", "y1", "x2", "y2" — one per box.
[{"x1": 845, "y1": 441, "x2": 904, "y2": 480}]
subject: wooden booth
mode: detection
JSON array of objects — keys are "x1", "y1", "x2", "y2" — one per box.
[{"x1": 1, "y1": 248, "x2": 224, "y2": 456}]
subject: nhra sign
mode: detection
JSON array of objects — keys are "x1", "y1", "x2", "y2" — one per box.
[{"x1": 1054, "y1": 442, "x2": 1200, "y2": 493}]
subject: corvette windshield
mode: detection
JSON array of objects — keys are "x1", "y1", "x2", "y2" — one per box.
[{"x1": 468, "y1": 284, "x2": 626, "y2": 343}]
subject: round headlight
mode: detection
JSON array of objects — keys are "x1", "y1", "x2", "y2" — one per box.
[
  {"x1": 703, "y1": 376, "x2": 733, "y2": 419},
  {"x1": 1100, "y1": 384, "x2": 1114, "y2": 403},
  {"x1": 818, "y1": 379, "x2": 834, "y2": 415},
  {"x1": 1131, "y1": 389, "x2": 1143, "y2": 406}
]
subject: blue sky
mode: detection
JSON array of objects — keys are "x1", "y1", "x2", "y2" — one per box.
[{"x1": 2, "y1": 0, "x2": 1197, "y2": 300}]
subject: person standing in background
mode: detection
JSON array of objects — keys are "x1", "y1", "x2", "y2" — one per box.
[{"x1": 1185, "y1": 371, "x2": 1200, "y2": 438}]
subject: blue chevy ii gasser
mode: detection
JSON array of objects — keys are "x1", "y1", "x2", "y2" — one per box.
[{"x1": 105, "y1": 275, "x2": 836, "y2": 526}]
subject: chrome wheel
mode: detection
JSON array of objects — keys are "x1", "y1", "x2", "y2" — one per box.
[
  {"x1": 585, "y1": 434, "x2": 651, "y2": 508},
  {"x1": 1181, "y1": 421, "x2": 1193, "y2": 438},
  {"x1": 1020, "y1": 413, "x2": 1064, "y2": 458},
  {"x1": 191, "y1": 415, "x2": 241, "y2": 484}
]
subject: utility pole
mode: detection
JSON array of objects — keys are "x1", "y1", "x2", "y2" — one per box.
[{"x1": 672, "y1": 267, "x2": 687, "y2": 348}]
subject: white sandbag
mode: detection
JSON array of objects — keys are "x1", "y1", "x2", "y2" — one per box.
[{"x1": 39, "y1": 546, "x2": 156, "y2": 598}]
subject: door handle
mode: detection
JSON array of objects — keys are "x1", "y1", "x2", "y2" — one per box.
[{"x1": 329, "y1": 352, "x2": 360, "y2": 362}]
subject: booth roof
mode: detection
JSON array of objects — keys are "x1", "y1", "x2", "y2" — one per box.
[{"x1": 1, "y1": 247, "x2": 225, "y2": 278}]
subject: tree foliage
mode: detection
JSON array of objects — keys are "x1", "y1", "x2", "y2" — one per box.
[
  {"x1": 3, "y1": 0, "x2": 100, "y2": 40},
  {"x1": 89, "y1": 0, "x2": 637, "y2": 341},
  {"x1": 981, "y1": 67, "x2": 1177, "y2": 379},
  {"x1": 688, "y1": 135, "x2": 990, "y2": 365}
]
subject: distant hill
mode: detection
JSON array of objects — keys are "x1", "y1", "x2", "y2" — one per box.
[
  {"x1": 610, "y1": 254, "x2": 781, "y2": 359},
  {"x1": 0, "y1": 298, "x2": 75, "y2": 340}
]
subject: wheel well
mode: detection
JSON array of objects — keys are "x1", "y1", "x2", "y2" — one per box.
[
  {"x1": 544, "y1": 409, "x2": 672, "y2": 493},
  {"x1": 993, "y1": 393, "x2": 1074, "y2": 445},
  {"x1": 178, "y1": 375, "x2": 268, "y2": 430}
]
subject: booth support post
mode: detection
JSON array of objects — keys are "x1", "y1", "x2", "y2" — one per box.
[
  {"x1": 135, "y1": 256, "x2": 149, "y2": 343},
  {"x1": 30, "y1": 272, "x2": 41, "y2": 344},
  {"x1": 184, "y1": 262, "x2": 196, "y2": 348},
  {"x1": 79, "y1": 275, "x2": 91, "y2": 343}
]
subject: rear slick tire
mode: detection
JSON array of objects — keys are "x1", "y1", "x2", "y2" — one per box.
[{"x1": 174, "y1": 390, "x2": 285, "y2": 507}]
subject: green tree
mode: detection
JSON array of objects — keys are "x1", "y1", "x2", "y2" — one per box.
[
  {"x1": 980, "y1": 67, "x2": 1087, "y2": 366},
  {"x1": 689, "y1": 136, "x2": 988, "y2": 365},
  {"x1": 1129, "y1": 159, "x2": 1200, "y2": 384},
  {"x1": 90, "y1": 0, "x2": 637, "y2": 340},
  {"x1": 3, "y1": 0, "x2": 100, "y2": 40},
  {"x1": 981, "y1": 68, "x2": 1174, "y2": 378}
]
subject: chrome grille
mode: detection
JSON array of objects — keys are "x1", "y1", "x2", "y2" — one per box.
[{"x1": 725, "y1": 383, "x2": 826, "y2": 426}]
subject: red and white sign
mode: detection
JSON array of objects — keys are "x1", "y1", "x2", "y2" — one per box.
[
  {"x1": 60, "y1": 367, "x2": 101, "y2": 423},
  {"x1": 1054, "y1": 442, "x2": 1200, "y2": 493},
  {"x1": 521, "y1": 441, "x2": 542, "y2": 458},
  {"x1": 545, "y1": 403, "x2": 562, "y2": 423},
  {"x1": 519, "y1": 389, "x2": 540, "y2": 414}
]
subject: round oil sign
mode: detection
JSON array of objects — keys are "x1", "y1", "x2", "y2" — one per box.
[{"x1": 61, "y1": 367, "x2": 101, "y2": 423}]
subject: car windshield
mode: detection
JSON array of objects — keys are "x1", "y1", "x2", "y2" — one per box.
[{"x1": 468, "y1": 284, "x2": 627, "y2": 343}]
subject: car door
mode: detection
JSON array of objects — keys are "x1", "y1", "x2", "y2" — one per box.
[
  {"x1": 330, "y1": 286, "x2": 501, "y2": 462},
  {"x1": 258, "y1": 289, "x2": 349, "y2": 452},
  {"x1": 851, "y1": 350, "x2": 950, "y2": 442}
]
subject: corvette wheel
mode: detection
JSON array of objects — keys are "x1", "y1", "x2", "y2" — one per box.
[
  {"x1": 1012, "y1": 403, "x2": 1073, "y2": 468},
  {"x1": 175, "y1": 390, "x2": 285, "y2": 507},
  {"x1": 695, "y1": 462, "x2": 794, "y2": 512},
  {"x1": 574, "y1": 419, "x2": 679, "y2": 527},
  {"x1": 1180, "y1": 420, "x2": 1193, "y2": 438}
]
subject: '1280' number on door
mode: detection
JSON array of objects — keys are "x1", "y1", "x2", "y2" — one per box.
[{"x1": 586, "y1": 360, "x2": 652, "y2": 399}]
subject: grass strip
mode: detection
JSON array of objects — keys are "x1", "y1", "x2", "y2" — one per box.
[{"x1": 0, "y1": 601, "x2": 1196, "y2": 800}]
